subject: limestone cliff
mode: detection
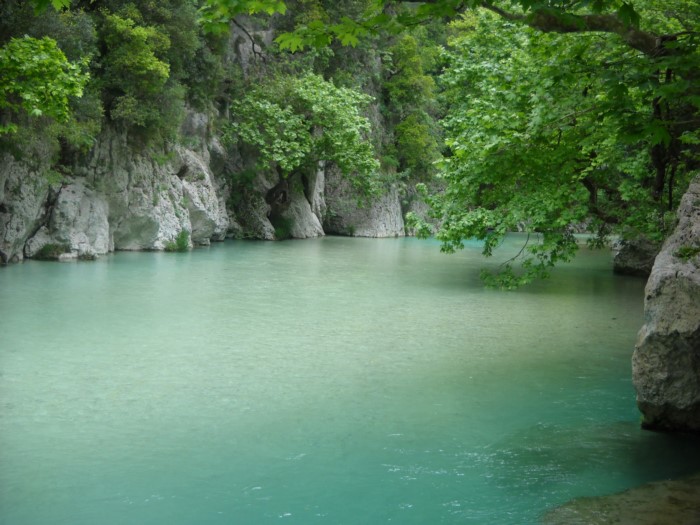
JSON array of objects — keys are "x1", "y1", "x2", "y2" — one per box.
[
  {"x1": 633, "y1": 174, "x2": 700, "y2": 433},
  {"x1": 0, "y1": 19, "x2": 411, "y2": 263},
  {"x1": 223, "y1": 160, "x2": 406, "y2": 241},
  {"x1": 1, "y1": 116, "x2": 409, "y2": 263},
  {"x1": 0, "y1": 111, "x2": 231, "y2": 263},
  {"x1": 0, "y1": 152, "x2": 54, "y2": 263},
  {"x1": 324, "y1": 165, "x2": 404, "y2": 238}
]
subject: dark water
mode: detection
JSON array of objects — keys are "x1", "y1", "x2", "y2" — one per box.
[{"x1": 1, "y1": 236, "x2": 699, "y2": 524}]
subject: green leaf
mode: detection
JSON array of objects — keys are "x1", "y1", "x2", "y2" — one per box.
[
  {"x1": 647, "y1": 120, "x2": 672, "y2": 147},
  {"x1": 616, "y1": 2, "x2": 640, "y2": 28},
  {"x1": 50, "y1": 0, "x2": 71, "y2": 10},
  {"x1": 275, "y1": 32, "x2": 305, "y2": 52}
]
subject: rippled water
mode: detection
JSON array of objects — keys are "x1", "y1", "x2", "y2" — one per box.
[{"x1": 2, "y1": 236, "x2": 699, "y2": 524}]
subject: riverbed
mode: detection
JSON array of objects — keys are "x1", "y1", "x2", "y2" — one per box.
[{"x1": 2, "y1": 236, "x2": 699, "y2": 524}]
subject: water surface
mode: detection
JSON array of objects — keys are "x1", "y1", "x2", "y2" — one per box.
[{"x1": 2, "y1": 236, "x2": 699, "y2": 524}]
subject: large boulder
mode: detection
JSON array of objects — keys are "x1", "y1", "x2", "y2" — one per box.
[
  {"x1": 633, "y1": 175, "x2": 700, "y2": 433},
  {"x1": 613, "y1": 237, "x2": 660, "y2": 277},
  {"x1": 283, "y1": 187, "x2": 324, "y2": 239}
]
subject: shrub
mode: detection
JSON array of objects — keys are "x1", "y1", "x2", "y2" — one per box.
[
  {"x1": 164, "y1": 230, "x2": 190, "y2": 252},
  {"x1": 34, "y1": 243, "x2": 69, "y2": 260}
]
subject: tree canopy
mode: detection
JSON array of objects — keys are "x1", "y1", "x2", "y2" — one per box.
[{"x1": 412, "y1": 4, "x2": 699, "y2": 286}]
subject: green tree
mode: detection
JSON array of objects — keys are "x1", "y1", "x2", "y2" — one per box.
[
  {"x1": 0, "y1": 35, "x2": 88, "y2": 135},
  {"x1": 223, "y1": 73, "x2": 380, "y2": 193},
  {"x1": 383, "y1": 31, "x2": 442, "y2": 179},
  {"x1": 407, "y1": 4, "x2": 699, "y2": 286},
  {"x1": 98, "y1": 7, "x2": 173, "y2": 132}
]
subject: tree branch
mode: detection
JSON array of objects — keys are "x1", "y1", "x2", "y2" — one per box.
[
  {"x1": 232, "y1": 19, "x2": 265, "y2": 62},
  {"x1": 480, "y1": 2, "x2": 662, "y2": 57}
]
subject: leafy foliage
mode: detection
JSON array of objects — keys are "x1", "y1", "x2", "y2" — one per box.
[
  {"x1": 29, "y1": 0, "x2": 71, "y2": 14},
  {"x1": 5, "y1": 0, "x2": 700, "y2": 288},
  {"x1": 382, "y1": 30, "x2": 442, "y2": 179},
  {"x1": 165, "y1": 230, "x2": 191, "y2": 252},
  {"x1": 0, "y1": 36, "x2": 88, "y2": 134},
  {"x1": 199, "y1": 0, "x2": 288, "y2": 35},
  {"x1": 98, "y1": 8, "x2": 173, "y2": 131},
  {"x1": 417, "y1": 7, "x2": 700, "y2": 286},
  {"x1": 223, "y1": 73, "x2": 380, "y2": 193},
  {"x1": 4, "y1": 0, "x2": 232, "y2": 146}
]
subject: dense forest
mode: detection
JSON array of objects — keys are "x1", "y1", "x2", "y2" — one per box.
[{"x1": 1, "y1": 0, "x2": 699, "y2": 285}]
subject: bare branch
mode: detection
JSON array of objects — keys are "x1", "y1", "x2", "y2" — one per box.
[{"x1": 232, "y1": 19, "x2": 266, "y2": 62}]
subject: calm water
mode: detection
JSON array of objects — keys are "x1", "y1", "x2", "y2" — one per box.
[{"x1": 1, "y1": 236, "x2": 699, "y2": 524}]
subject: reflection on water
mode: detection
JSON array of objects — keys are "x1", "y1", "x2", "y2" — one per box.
[{"x1": 1, "y1": 236, "x2": 698, "y2": 524}]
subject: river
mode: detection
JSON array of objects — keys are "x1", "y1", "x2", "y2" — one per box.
[{"x1": 1, "y1": 236, "x2": 699, "y2": 524}]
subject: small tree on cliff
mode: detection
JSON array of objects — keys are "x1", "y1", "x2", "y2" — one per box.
[{"x1": 221, "y1": 73, "x2": 380, "y2": 195}]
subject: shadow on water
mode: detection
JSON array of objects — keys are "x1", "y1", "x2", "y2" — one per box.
[{"x1": 487, "y1": 420, "x2": 700, "y2": 496}]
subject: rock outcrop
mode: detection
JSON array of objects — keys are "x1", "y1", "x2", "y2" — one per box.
[
  {"x1": 2, "y1": 117, "x2": 409, "y2": 263},
  {"x1": 633, "y1": 174, "x2": 700, "y2": 433},
  {"x1": 0, "y1": 110, "x2": 238, "y2": 262},
  {"x1": 79, "y1": 123, "x2": 229, "y2": 252},
  {"x1": 225, "y1": 162, "x2": 402, "y2": 241},
  {"x1": 0, "y1": 153, "x2": 53, "y2": 263},
  {"x1": 324, "y1": 166, "x2": 404, "y2": 237},
  {"x1": 613, "y1": 237, "x2": 660, "y2": 277},
  {"x1": 24, "y1": 180, "x2": 110, "y2": 259}
]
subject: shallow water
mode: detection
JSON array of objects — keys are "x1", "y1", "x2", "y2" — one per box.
[{"x1": 1, "y1": 236, "x2": 699, "y2": 524}]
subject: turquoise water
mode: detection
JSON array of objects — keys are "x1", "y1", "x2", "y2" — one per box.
[{"x1": 1, "y1": 236, "x2": 699, "y2": 524}]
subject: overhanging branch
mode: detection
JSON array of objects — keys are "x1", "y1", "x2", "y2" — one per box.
[{"x1": 479, "y1": 2, "x2": 661, "y2": 56}]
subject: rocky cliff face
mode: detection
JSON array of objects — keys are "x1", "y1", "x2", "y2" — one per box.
[
  {"x1": 633, "y1": 174, "x2": 700, "y2": 433},
  {"x1": 0, "y1": 112, "x2": 231, "y2": 263},
  {"x1": 0, "y1": 152, "x2": 53, "y2": 263},
  {"x1": 1, "y1": 115, "x2": 409, "y2": 263},
  {"x1": 324, "y1": 165, "x2": 404, "y2": 237}
]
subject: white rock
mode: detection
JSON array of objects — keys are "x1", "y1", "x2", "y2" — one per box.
[
  {"x1": 633, "y1": 174, "x2": 700, "y2": 432},
  {"x1": 324, "y1": 166, "x2": 405, "y2": 238},
  {"x1": 0, "y1": 154, "x2": 51, "y2": 263}
]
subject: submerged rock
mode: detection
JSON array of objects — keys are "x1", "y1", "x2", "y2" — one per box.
[
  {"x1": 633, "y1": 174, "x2": 700, "y2": 433},
  {"x1": 542, "y1": 472, "x2": 700, "y2": 525}
]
